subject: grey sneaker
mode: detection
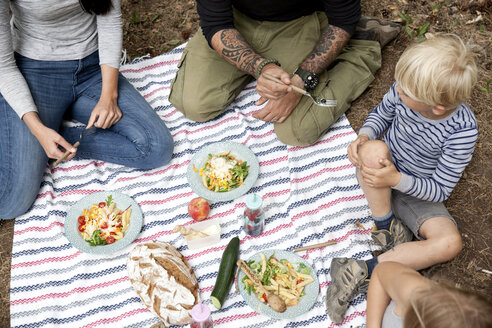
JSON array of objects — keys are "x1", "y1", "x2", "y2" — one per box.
[
  {"x1": 325, "y1": 258, "x2": 369, "y2": 323},
  {"x1": 371, "y1": 216, "x2": 413, "y2": 252},
  {"x1": 352, "y1": 16, "x2": 401, "y2": 47}
]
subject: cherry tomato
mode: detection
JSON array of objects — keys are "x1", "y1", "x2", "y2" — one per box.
[
  {"x1": 106, "y1": 236, "x2": 115, "y2": 244},
  {"x1": 77, "y1": 216, "x2": 86, "y2": 225},
  {"x1": 100, "y1": 222, "x2": 108, "y2": 229},
  {"x1": 78, "y1": 225, "x2": 85, "y2": 232},
  {"x1": 98, "y1": 202, "x2": 106, "y2": 208}
]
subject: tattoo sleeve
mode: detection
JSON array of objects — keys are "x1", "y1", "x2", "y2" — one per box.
[
  {"x1": 211, "y1": 29, "x2": 264, "y2": 77},
  {"x1": 300, "y1": 25, "x2": 351, "y2": 75}
]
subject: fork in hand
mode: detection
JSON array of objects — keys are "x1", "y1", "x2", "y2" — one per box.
[{"x1": 262, "y1": 73, "x2": 337, "y2": 108}]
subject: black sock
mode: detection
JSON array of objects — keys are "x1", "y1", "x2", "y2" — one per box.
[
  {"x1": 373, "y1": 211, "x2": 393, "y2": 231},
  {"x1": 365, "y1": 257, "x2": 379, "y2": 278}
]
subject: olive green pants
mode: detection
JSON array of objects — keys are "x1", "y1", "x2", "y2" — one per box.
[{"x1": 169, "y1": 10, "x2": 381, "y2": 146}]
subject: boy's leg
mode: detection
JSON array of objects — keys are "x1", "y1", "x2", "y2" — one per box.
[
  {"x1": 357, "y1": 140, "x2": 412, "y2": 248},
  {"x1": 168, "y1": 27, "x2": 253, "y2": 122},
  {"x1": 325, "y1": 140, "x2": 411, "y2": 323},
  {"x1": 378, "y1": 216, "x2": 462, "y2": 269},
  {"x1": 377, "y1": 190, "x2": 462, "y2": 269}
]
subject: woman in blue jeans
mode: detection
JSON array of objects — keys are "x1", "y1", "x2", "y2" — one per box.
[{"x1": 0, "y1": 0, "x2": 174, "y2": 219}]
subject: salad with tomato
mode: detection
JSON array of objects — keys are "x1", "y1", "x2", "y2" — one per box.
[{"x1": 77, "y1": 195, "x2": 131, "y2": 246}]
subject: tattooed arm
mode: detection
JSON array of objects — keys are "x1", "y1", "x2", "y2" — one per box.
[
  {"x1": 299, "y1": 25, "x2": 351, "y2": 75},
  {"x1": 210, "y1": 28, "x2": 262, "y2": 77},
  {"x1": 211, "y1": 28, "x2": 292, "y2": 102}
]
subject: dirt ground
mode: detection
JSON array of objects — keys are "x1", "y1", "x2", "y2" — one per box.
[{"x1": 0, "y1": 0, "x2": 490, "y2": 325}]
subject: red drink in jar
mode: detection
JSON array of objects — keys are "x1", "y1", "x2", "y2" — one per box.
[{"x1": 243, "y1": 194, "x2": 265, "y2": 237}]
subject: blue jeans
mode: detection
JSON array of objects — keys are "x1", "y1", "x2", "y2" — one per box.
[{"x1": 0, "y1": 52, "x2": 173, "y2": 219}]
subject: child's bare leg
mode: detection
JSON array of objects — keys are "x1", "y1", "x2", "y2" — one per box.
[
  {"x1": 378, "y1": 216, "x2": 462, "y2": 270},
  {"x1": 357, "y1": 140, "x2": 392, "y2": 217}
]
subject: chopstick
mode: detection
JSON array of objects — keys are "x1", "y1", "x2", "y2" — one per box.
[
  {"x1": 53, "y1": 141, "x2": 80, "y2": 167},
  {"x1": 293, "y1": 240, "x2": 337, "y2": 252},
  {"x1": 262, "y1": 73, "x2": 307, "y2": 96}
]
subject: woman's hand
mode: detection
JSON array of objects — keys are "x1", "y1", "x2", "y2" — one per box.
[
  {"x1": 347, "y1": 134, "x2": 370, "y2": 166},
  {"x1": 22, "y1": 112, "x2": 77, "y2": 160},
  {"x1": 87, "y1": 97, "x2": 122, "y2": 129},
  {"x1": 88, "y1": 64, "x2": 122, "y2": 129}
]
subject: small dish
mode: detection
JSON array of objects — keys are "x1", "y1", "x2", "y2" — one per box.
[
  {"x1": 186, "y1": 218, "x2": 221, "y2": 250},
  {"x1": 187, "y1": 141, "x2": 259, "y2": 202},
  {"x1": 64, "y1": 191, "x2": 143, "y2": 255}
]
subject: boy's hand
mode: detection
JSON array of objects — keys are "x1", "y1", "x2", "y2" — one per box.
[
  {"x1": 360, "y1": 158, "x2": 402, "y2": 188},
  {"x1": 347, "y1": 134, "x2": 370, "y2": 166}
]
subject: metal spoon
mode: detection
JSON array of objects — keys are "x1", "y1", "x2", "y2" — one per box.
[
  {"x1": 262, "y1": 73, "x2": 337, "y2": 108},
  {"x1": 53, "y1": 126, "x2": 97, "y2": 167}
]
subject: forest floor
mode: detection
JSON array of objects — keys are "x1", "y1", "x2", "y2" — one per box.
[{"x1": 0, "y1": 0, "x2": 490, "y2": 325}]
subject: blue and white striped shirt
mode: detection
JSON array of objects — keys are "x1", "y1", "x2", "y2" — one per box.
[{"x1": 358, "y1": 83, "x2": 478, "y2": 202}]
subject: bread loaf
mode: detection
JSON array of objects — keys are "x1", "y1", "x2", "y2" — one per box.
[{"x1": 127, "y1": 241, "x2": 199, "y2": 326}]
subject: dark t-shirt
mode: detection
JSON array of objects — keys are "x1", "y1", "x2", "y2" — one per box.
[{"x1": 197, "y1": 0, "x2": 361, "y2": 45}]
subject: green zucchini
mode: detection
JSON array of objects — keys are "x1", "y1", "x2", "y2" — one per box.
[{"x1": 210, "y1": 236, "x2": 240, "y2": 309}]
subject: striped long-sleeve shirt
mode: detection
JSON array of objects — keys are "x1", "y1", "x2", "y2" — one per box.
[{"x1": 358, "y1": 83, "x2": 478, "y2": 202}]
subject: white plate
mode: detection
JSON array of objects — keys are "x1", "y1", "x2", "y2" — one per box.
[
  {"x1": 64, "y1": 191, "x2": 143, "y2": 254},
  {"x1": 187, "y1": 141, "x2": 259, "y2": 202},
  {"x1": 238, "y1": 249, "x2": 320, "y2": 319}
]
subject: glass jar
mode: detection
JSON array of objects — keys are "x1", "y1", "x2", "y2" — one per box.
[
  {"x1": 190, "y1": 302, "x2": 213, "y2": 328},
  {"x1": 243, "y1": 194, "x2": 265, "y2": 237}
]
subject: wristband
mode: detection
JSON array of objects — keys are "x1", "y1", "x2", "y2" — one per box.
[{"x1": 256, "y1": 58, "x2": 281, "y2": 78}]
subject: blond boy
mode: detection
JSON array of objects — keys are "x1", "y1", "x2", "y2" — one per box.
[{"x1": 326, "y1": 34, "x2": 478, "y2": 323}]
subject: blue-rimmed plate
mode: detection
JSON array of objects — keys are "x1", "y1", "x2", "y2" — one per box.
[
  {"x1": 64, "y1": 191, "x2": 143, "y2": 255},
  {"x1": 187, "y1": 141, "x2": 259, "y2": 202},
  {"x1": 238, "y1": 249, "x2": 320, "y2": 319}
]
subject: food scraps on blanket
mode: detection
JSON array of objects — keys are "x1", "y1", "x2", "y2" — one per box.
[
  {"x1": 127, "y1": 241, "x2": 199, "y2": 326},
  {"x1": 242, "y1": 253, "x2": 314, "y2": 307},
  {"x1": 174, "y1": 219, "x2": 221, "y2": 250},
  {"x1": 174, "y1": 224, "x2": 219, "y2": 241},
  {"x1": 78, "y1": 194, "x2": 131, "y2": 246},
  {"x1": 195, "y1": 151, "x2": 249, "y2": 192}
]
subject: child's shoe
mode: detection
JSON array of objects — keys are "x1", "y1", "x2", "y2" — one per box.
[
  {"x1": 371, "y1": 216, "x2": 413, "y2": 252},
  {"x1": 352, "y1": 16, "x2": 402, "y2": 47},
  {"x1": 325, "y1": 258, "x2": 370, "y2": 323}
]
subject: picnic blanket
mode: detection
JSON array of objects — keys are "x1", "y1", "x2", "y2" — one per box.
[{"x1": 10, "y1": 44, "x2": 373, "y2": 328}]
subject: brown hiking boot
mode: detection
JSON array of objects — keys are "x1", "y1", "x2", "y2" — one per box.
[
  {"x1": 352, "y1": 16, "x2": 401, "y2": 47},
  {"x1": 371, "y1": 216, "x2": 413, "y2": 252}
]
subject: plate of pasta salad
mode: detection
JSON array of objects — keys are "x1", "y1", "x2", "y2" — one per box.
[
  {"x1": 64, "y1": 191, "x2": 143, "y2": 254},
  {"x1": 238, "y1": 249, "x2": 320, "y2": 319},
  {"x1": 187, "y1": 141, "x2": 259, "y2": 202}
]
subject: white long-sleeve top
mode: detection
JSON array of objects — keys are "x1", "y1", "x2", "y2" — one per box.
[
  {"x1": 359, "y1": 83, "x2": 478, "y2": 202},
  {"x1": 0, "y1": 0, "x2": 122, "y2": 118}
]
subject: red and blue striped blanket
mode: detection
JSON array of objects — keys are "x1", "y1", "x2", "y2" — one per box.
[{"x1": 10, "y1": 45, "x2": 372, "y2": 328}]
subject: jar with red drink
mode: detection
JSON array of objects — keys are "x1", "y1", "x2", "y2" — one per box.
[
  {"x1": 190, "y1": 302, "x2": 213, "y2": 328},
  {"x1": 243, "y1": 194, "x2": 265, "y2": 237}
]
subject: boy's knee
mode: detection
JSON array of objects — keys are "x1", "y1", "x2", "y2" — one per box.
[
  {"x1": 359, "y1": 140, "x2": 390, "y2": 168},
  {"x1": 433, "y1": 231, "x2": 463, "y2": 262}
]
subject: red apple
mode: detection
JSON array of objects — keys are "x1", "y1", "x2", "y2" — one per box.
[{"x1": 188, "y1": 197, "x2": 210, "y2": 221}]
